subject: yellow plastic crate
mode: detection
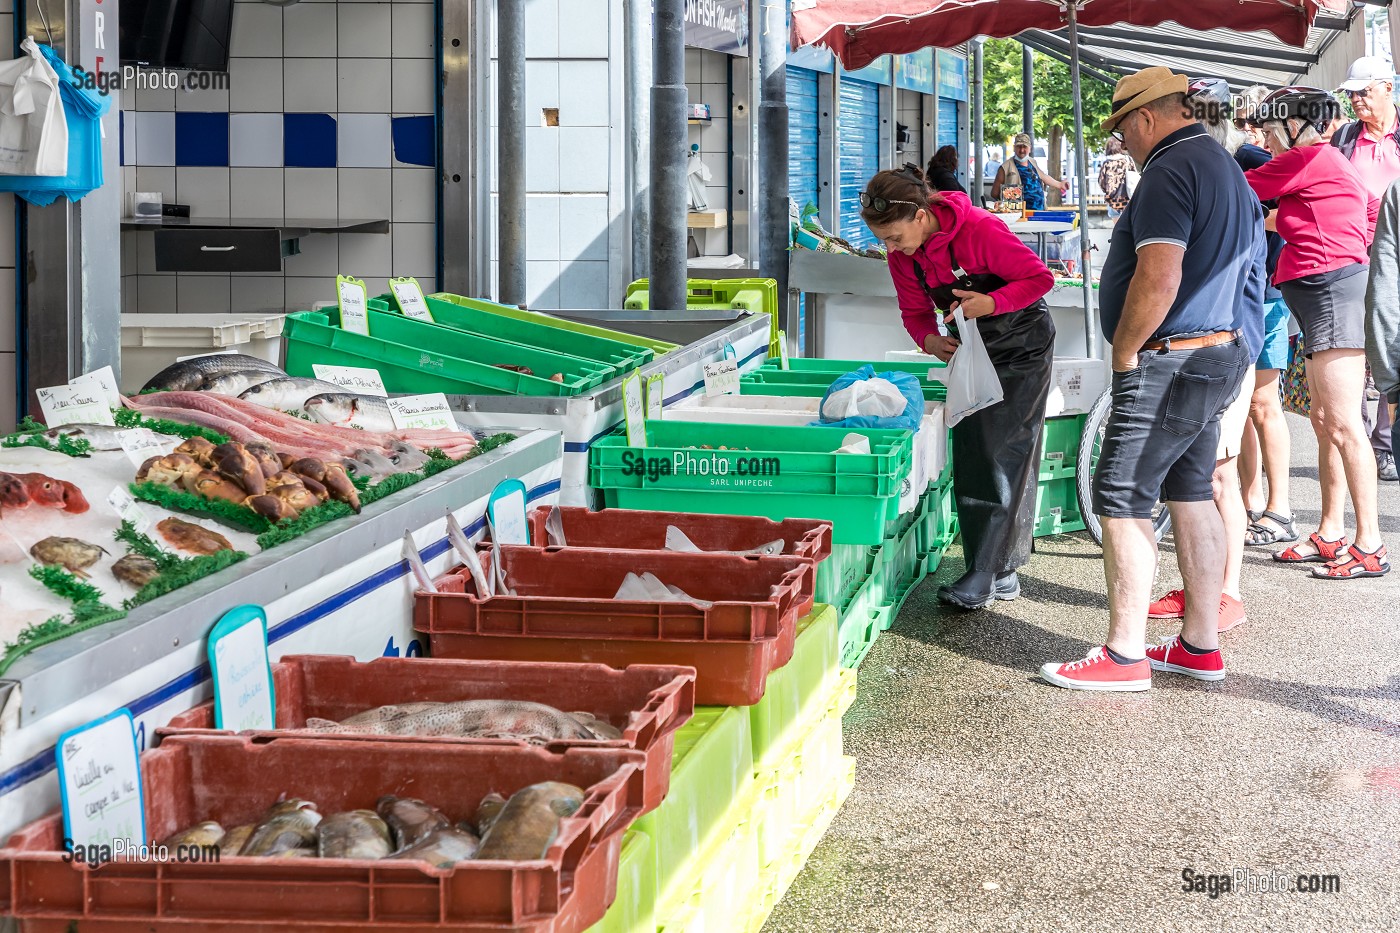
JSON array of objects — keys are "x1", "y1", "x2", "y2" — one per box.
[{"x1": 585, "y1": 830, "x2": 656, "y2": 933}]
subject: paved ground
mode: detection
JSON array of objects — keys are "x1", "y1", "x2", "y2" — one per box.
[{"x1": 766, "y1": 414, "x2": 1400, "y2": 931}]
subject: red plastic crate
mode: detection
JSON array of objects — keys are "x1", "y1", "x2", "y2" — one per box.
[
  {"x1": 526, "y1": 506, "x2": 833, "y2": 563},
  {"x1": 156, "y1": 655, "x2": 696, "y2": 811},
  {"x1": 416, "y1": 549, "x2": 810, "y2": 707},
  {"x1": 0, "y1": 736, "x2": 647, "y2": 933}
]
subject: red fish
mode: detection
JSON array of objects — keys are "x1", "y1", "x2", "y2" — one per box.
[
  {"x1": 16, "y1": 474, "x2": 66, "y2": 509},
  {"x1": 58, "y1": 480, "x2": 90, "y2": 514},
  {"x1": 0, "y1": 472, "x2": 30, "y2": 514}
]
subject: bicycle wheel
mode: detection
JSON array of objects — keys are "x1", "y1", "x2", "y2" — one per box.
[{"x1": 1075, "y1": 387, "x2": 1173, "y2": 546}]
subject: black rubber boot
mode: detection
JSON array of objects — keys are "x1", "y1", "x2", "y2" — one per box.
[
  {"x1": 938, "y1": 570, "x2": 997, "y2": 610},
  {"x1": 994, "y1": 571, "x2": 1020, "y2": 601}
]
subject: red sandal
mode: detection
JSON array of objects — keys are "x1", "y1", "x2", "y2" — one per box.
[
  {"x1": 1273, "y1": 532, "x2": 1348, "y2": 564},
  {"x1": 1312, "y1": 544, "x2": 1391, "y2": 579}
]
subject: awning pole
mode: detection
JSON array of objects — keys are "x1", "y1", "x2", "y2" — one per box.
[{"x1": 1067, "y1": 4, "x2": 1098, "y2": 359}]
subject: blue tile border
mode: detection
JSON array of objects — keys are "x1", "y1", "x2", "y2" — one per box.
[
  {"x1": 284, "y1": 113, "x2": 339, "y2": 168},
  {"x1": 174, "y1": 112, "x2": 230, "y2": 167},
  {"x1": 391, "y1": 115, "x2": 435, "y2": 167}
]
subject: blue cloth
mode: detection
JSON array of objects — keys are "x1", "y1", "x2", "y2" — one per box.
[
  {"x1": 1257, "y1": 298, "x2": 1291, "y2": 370},
  {"x1": 0, "y1": 45, "x2": 111, "y2": 205},
  {"x1": 1009, "y1": 157, "x2": 1046, "y2": 210},
  {"x1": 1098, "y1": 125, "x2": 1267, "y2": 355},
  {"x1": 814, "y1": 365, "x2": 924, "y2": 432}
]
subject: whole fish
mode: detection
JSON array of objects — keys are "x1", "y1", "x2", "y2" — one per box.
[
  {"x1": 162, "y1": 820, "x2": 225, "y2": 849},
  {"x1": 317, "y1": 810, "x2": 394, "y2": 860},
  {"x1": 30, "y1": 537, "x2": 107, "y2": 577},
  {"x1": 157, "y1": 518, "x2": 232, "y2": 555},
  {"x1": 0, "y1": 472, "x2": 27, "y2": 513},
  {"x1": 141, "y1": 354, "x2": 286, "y2": 393},
  {"x1": 240, "y1": 378, "x2": 346, "y2": 413},
  {"x1": 42, "y1": 423, "x2": 172, "y2": 451},
  {"x1": 350, "y1": 447, "x2": 402, "y2": 478},
  {"x1": 336, "y1": 702, "x2": 441, "y2": 726},
  {"x1": 476, "y1": 783, "x2": 585, "y2": 861},
  {"x1": 389, "y1": 442, "x2": 431, "y2": 471},
  {"x1": 302, "y1": 700, "x2": 598, "y2": 743},
  {"x1": 570, "y1": 712, "x2": 623, "y2": 741},
  {"x1": 203, "y1": 369, "x2": 285, "y2": 397},
  {"x1": 219, "y1": 823, "x2": 256, "y2": 856},
  {"x1": 389, "y1": 827, "x2": 480, "y2": 868},
  {"x1": 304, "y1": 393, "x2": 397, "y2": 433},
  {"x1": 239, "y1": 799, "x2": 321, "y2": 857},
  {"x1": 112, "y1": 553, "x2": 161, "y2": 588},
  {"x1": 376, "y1": 797, "x2": 451, "y2": 852},
  {"x1": 473, "y1": 794, "x2": 507, "y2": 838},
  {"x1": 17, "y1": 474, "x2": 66, "y2": 509}
]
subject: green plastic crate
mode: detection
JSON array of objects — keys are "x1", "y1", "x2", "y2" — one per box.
[
  {"x1": 586, "y1": 829, "x2": 655, "y2": 933},
  {"x1": 1034, "y1": 473, "x2": 1086, "y2": 537},
  {"x1": 879, "y1": 512, "x2": 926, "y2": 626},
  {"x1": 1042, "y1": 413, "x2": 1087, "y2": 474},
  {"x1": 741, "y1": 372, "x2": 949, "y2": 404},
  {"x1": 838, "y1": 572, "x2": 883, "y2": 668},
  {"x1": 370, "y1": 294, "x2": 657, "y2": 372},
  {"x1": 429, "y1": 291, "x2": 678, "y2": 356},
  {"x1": 814, "y1": 542, "x2": 871, "y2": 609},
  {"x1": 634, "y1": 705, "x2": 755, "y2": 920},
  {"x1": 753, "y1": 357, "x2": 947, "y2": 374},
  {"x1": 748, "y1": 604, "x2": 839, "y2": 775},
  {"x1": 625, "y1": 277, "x2": 782, "y2": 355},
  {"x1": 283, "y1": 309, "x2": 611, "y2": 396}
]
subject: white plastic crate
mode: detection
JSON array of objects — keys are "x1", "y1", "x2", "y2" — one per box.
[{"x1": 119, "y1": 313, "x2": 288, "y2": 393}]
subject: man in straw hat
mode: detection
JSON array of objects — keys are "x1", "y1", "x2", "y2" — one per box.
[
  {"x1": 992, "y1": 132, "x2": 1068, "y2": 210},
  {"x1": 1039, "y1": 67, "x2": 1264, "y2": 692}
]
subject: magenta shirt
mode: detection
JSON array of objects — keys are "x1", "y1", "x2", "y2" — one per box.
[
  {"x1": 1245, "y1": 143, "x2": 1373, "y2": 285},
  {"x1": 1349, "y1": 129, "x2": 1400, "y2": 236},
  {"x1": 887, "y1": 191, "x2": 1055, "y2": 349}
]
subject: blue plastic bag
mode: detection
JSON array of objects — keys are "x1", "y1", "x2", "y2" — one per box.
[
  {"x1": 0, "y1": 44, "x2": 110, "y2": 205},
  {"x1": 813, "y1": 364, "x2": 924, "y2": 431}
]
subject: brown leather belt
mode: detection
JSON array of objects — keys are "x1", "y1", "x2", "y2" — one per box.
[{"x1": 1141, "y1": 329, "x2": 1240, "y2": 353}]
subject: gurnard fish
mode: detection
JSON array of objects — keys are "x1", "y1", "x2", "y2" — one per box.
[
  {"x1": 476, "y1": 783, "x2": 585, "y2": 861},
  {"x1": 141, "y1": 354, "x2": 287, "y2": 393},
  {"x1": 301, "y1": 699, "x2": 602, "y2": 743}
]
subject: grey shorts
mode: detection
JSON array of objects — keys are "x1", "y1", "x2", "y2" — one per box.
[
  {"x1": 1278, "y1": 264, "x2": 1368, "y2": 356},
  {"x1": 1091, "y1": 337, "x2": 1250, "y2": 519}
]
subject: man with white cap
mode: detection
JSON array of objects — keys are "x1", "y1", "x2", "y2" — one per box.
[
  {"x1": 992, "y1": 132, "x2": 1068, "y2": 211},
  {"x1": 1333, "y1": 55, "x2": 1400, "y2": 483}
]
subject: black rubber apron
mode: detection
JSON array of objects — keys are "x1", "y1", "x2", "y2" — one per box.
[{"x1": 913, "y1": 249, "x2": 1055, "y2": 574}]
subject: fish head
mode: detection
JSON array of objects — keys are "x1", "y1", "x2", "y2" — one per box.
[
  {"x1": 59, "y1": 481, "x2": 90, "y2": 514},
  {"x1": 20, "y1": 475, "x2": 67, "y2": 508},
  {"x1": 0, "y1": 473, "x2": 28, "y2": 507}
]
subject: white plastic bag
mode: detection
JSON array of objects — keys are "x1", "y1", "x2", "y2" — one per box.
[
  {"x1": 664, "y1": 525, "x2": 784, "y2": 556},
  {"x1": 821, "y1": 377, "x2": 908, "y2": 421},
  {"x1": 614, "y1": 572, "x2": 712, "y2": 608},
  {"x1": 943, "y1": 309, "x2": 1004, "y2": 427},
  {"x1": 0, "y1": 38, "x2": 67, "y2": 176}
]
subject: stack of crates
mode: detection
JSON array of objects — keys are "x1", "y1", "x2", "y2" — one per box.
[
  {"x1": 624, "y1": 277, "x2": 782, "y2": 359},
  {"x1": 1036, "y1": 413, "x2": 1088, "y2": 537}
]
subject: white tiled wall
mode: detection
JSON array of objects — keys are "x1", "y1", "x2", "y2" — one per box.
[
  {"x1": 685, "y1": 48, "x2": 731, "y2": 258},
  {"x1": 1, "y1": 0, "x2": 14, "y2": 431},
  {"x1": 120, "y1": 0, "x2": 438, "y2": 316}
]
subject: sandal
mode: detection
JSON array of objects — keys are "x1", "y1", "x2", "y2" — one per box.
[
  {"x1": 1273, "y1": 532, "x2": 1348, "y2": 564},
  {"x1": 1312, "y1": 544, "x2": 1390, "y2": 579},
  {"x1": 1247, "y1": 509, "x2": 1263, "y2": 523},
  {"x1": 1245, "y1": 511, "x2": 1299, "y2": 547}
]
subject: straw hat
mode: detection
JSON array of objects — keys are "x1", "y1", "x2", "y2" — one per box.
[{"x1": 1101, "y1": 66, "x2": 1190, "y2": 133}]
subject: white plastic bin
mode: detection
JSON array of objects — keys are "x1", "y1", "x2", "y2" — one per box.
[{"x1": 119, "y1": 313, "x2": 288, "y2": 393}]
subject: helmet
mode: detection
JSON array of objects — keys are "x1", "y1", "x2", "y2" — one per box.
[
  {"x1": 1245, "y1": 86, "x2": 1340, "y2": 133},
  {"x1": 1186, "y1": 77, "x2": 1232, "y2": 109}
]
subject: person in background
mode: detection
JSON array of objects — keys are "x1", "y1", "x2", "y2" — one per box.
[
  {"x1": 926, "y1": 145, "x2": 964, "y2": 194},
  {"x1": 1245, "y1": 87, "x2": 1388, "y2": 580},
  {"x1": 1144, "y1": 78, "x2": 1268, "y2": 634},
  {"x1": 993, "y1": 133, "x2": 1068, "y2": 211},
  {"x1": 1367, "y1": 177, "x2": 1400, "y2": 467},
  {"x1": 1332, "y1": 56, "x2": 1400, "y2": 483},
  {"x1": 1040, "y1": 67, "x2": 1259, "y2": 691},
  {"x1": 860, "y1": 166, "x2": 1055, "y2": 610},
  {"x1": 1097, "y1": 137, "x2": 1135, "y2": 224}
]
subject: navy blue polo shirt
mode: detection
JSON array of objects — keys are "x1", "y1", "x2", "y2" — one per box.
[{"x1": 1099, "y1": 125, "x2": 1266, "y2": 358}]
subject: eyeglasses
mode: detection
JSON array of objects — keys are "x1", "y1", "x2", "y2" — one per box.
[
  {"x1": 1346, "y1": 83, "x2": 1378, "y2": 99},
  {"x1": 1110, "y1": 109, "x2": 1138, "y2": 142},
  {"x1": 858, "y1": 192, "x2": 919, "y2": 212}
]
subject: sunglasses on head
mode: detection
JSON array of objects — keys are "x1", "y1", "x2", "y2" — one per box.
[{"x1": 860, "y1": 164, "x2": 925, "y2": 212}]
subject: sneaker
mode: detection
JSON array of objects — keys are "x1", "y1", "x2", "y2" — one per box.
[
  {"x1": 1218, "y1": 594, "x2": 1246, "y2": 632},
  {"x1": 1146, "y1": 636, "x2": 1226, "y2": 681},
  {"x1": 1379, "y1": 453, "x2": 1398, "y2": 483},
  {"x1": 1039, "y1": 647, "x2": 1152, "y2": 692},
  {"x1": 1147, "y1": 589, "x2": 1186, "y2": 619}
]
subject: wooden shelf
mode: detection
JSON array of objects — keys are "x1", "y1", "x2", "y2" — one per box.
[{"x1": 687, "y1": 210, "x2": 728, "y2": 230}]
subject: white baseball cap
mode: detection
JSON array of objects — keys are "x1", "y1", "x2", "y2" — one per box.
[{"x1": 1338, "y1": 56, "x2": 1394, "y2": 92}]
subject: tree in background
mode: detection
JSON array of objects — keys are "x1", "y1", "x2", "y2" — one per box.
[{"x1": 980, "y1": 38, "x2": 1115, "y2": 204}]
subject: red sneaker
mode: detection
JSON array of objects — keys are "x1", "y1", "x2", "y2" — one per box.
[
  {"x1": 1146, "y1": 636, "x2": 1225, "y2": 682},
  {"x1": 1039, "y1": 647, "x2": 1151, "y2": 692},
  {"x1": 1217, "y1": 594, "x2": 1246, "y2": 632},
  {"x1": 1147, "y1": 589, "x2": 1186, "y2": 619}
]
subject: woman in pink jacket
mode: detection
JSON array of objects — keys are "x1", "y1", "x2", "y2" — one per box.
[
  {"x1": 1244, "y1": 87, "x2": 1388, "y2": 579},
  {"x1": 860, "y1": 165, "x2": 1056, "y2": 609}
]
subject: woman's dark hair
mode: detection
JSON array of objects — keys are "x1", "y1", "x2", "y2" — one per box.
[
  {"x1": 859, "y1": 165, "x2": 946, "y2": 227},
  {"x1": 1104, "y1": 137, "x2": 1125, "y2": 156},
  {"x1": 929, "y1": 145, "x2": 959, "y2": 175}
]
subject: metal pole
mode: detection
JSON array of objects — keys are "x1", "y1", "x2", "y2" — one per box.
[
  {"x1": 758, "y1": 0, "x2": 790, "y2": 333},
  {"x1": 972, "y1": 41, "x2": 985, "y2": 205},
  {"x1": 1022, "y1": 44, "x2": 1035, "y2": 136},
  {"x1": 650, "y1": 0, "x2": 689, "y2": 312},
  {"x1": 624, "y1": 0, "x2": 652, "y2": 282},
  {"x1": 497, "y1": 0, "x2": 527, "y2": 306},
  {"x1": 1067, "y1": 6, "x2": 1098, "y2": 358}
]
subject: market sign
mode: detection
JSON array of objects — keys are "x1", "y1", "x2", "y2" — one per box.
[
  {"x1": 895, "y1": 50, "x2": 935, "y2": 94},
  {"x1": 843, "y1": 54, "x2": 892, "y2": 86},
  {"x1": 686, "y1": 0, "x2": 750, "y2": 57},
  {"x1": 937, "y1": 51, "x2": 968, "y2": 102}
]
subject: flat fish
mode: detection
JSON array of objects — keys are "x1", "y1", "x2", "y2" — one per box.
[
  {"x1": 303, "y1": 393, "x2": 397, "y2": 433},
  {"x1": 302, "y1": 700, "x2": 598, "y2": 744},
  {"x1": 156, "y1": 518, "x2": 232, "y2": 555},
  {"x1": 141, "y1": 354, "x2": 286, "y2": 393},
  {"x1": 240, "y1": 378, "x2": 346, "y2": 413},
  {"x1": 476, "y1": 783, "x2": 585, "y2": 861}
]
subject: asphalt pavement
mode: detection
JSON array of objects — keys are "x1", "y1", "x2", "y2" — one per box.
[{"x1": 765, "y1": 413, "x2": 1400, "y2": 932}]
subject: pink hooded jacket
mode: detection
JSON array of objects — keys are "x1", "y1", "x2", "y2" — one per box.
[{"x1": 887, "y1": 191, "x2": 1055, "y2": 350}]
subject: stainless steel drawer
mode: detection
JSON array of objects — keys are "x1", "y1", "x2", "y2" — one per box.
[{"x1": 153, "y1": 228, "x2": 286, "y2": 272}]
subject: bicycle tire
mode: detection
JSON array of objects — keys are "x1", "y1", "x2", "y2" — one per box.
[{"x1": 1075, "y1": 386, "x2": 1173, "y2": 547}]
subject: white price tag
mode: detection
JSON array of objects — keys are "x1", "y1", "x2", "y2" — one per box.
[
  {"x1": 336, "y1": 274, "x2": 370, "y2": 336},
  {"x1": 312, "y1": 364, "x2": 389, "y2": 397},
  {"x1": 118, "y1": 429, "x2": 177, "y2": 468},
  {"x1": 38, "y1": 384, "x2": 115, "y2": 428},
  {"x1": 622, "y1": 370, "x2": 647, "y2": 447},
  {"x1": 647, "y1": 373, "x2": 665, "y2": 421},
  {"x1": 208, "y1": 606, "x2": 276, "y2": 732},
  {"x1": 389, "y1": 276, "x2": 434, "y2": 323},
  {"x1": 107, "y1": 486, "x2": 152, "y2": 535},
  {"x1": 777, "y1": 331, "x2": 790, "y2": 370},
  {"x1": 703, "y1": 360, "x2": 741, "y2": 397},
  {"x1": 70, "y1": 366, "x2": 123, "y2": 408},
  {"x1": 387, "y1": 393, "x2": 456, "y2": 431},
  {"x1": 487, "y1": 479, "x2": 530, "y2": 546},
  {"x1": 56, "y1": 710, "x2": 146, "y2": 849}
]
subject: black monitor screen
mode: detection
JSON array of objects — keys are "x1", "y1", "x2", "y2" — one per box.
[{"x1": 120, "y1": 0, "x2": 234, "y2": 72}]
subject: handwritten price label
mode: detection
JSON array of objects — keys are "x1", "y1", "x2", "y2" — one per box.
[
  {"x1": 703, "y1": 360, "x2": 741, "y2": 398},
  {"x1": 336, "y1": 275, "x2": 370, "y2": 336},
  {"x1": 56, "y1": 710, "x2": 146, "y2": 849},
  {"x1": 38, "y1": 384, "x2": 114, "y2": 427},
  {"x1": 208, "y1": 606, "x2": 275, "y2": 732},
  {"x1": 387, "y1": 393, "x2": 456, "y2": 431},
  {"x1": 389, "y1": 276, "x2": 434, "y2": 323},
  {"x1": 70, "y1": 365, "x2": 123, "y2": 408},
  {"x1": 312, "y1": 365, "x2": 388, "y2": 397},
  {"x1": 622, "y1": 370, "x2": 647, "y2": 447},
  {"x1": 118, "y1": 428, "x2": 177, "y2": 468},
  {"x1": 647, "y1": 373, "x2": 665, "y2": 421}
]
